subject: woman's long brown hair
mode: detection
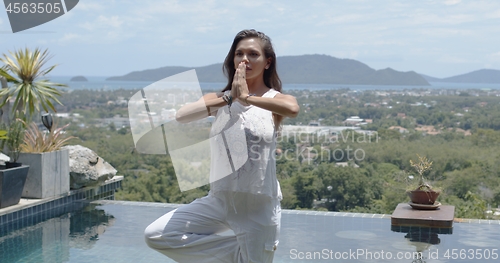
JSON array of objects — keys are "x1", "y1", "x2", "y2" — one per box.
[
  {"x1": 222, "y1": 29, "x2": 281, "y2": 93},
  {"x1": 222, "y1": 29, "x2": 284, "y2": 129}
]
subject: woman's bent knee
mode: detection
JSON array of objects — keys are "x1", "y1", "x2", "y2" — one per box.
[
  {"x1": 144, "y1": 209, "x2": 177, "y2": 249},
  {"x1": 144, "y1": 222, "x2": 167, "y2": 249}
]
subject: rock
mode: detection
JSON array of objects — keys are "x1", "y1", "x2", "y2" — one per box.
[
  {"x1": 70, "y1": 75, "x2": 88, "y2": 82},
  {"x1": 62, "y1": 145, "x2": 116, "y2": 189}
]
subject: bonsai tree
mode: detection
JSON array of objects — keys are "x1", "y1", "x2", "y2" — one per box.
[
  {"x1": 407, "y1": 154, "x2": 441, "y2": 205},
  {"x1": 409, "y1": 154, "x2": 433, "y2": 191},
  {"x1": 0, "y1": 47, "x2": 66, "y2": 122}
]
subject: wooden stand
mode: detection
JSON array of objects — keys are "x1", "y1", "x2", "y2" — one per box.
[{"x1": 391, "y1": 203, "x2": 455, "y2": 228}]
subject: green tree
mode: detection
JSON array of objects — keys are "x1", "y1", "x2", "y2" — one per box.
[
  {"x1": 0, "y1": 48, "x2": 66, "y2": 121},
  {"x1": 318, "y1": 164, "x2": 376, "y2": 211},
  {"x1": 292, "y1": 173, "x2": 317, "y2": 209}
]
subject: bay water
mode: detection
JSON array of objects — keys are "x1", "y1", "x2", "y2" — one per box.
[{"x1": 47, "y1": 76, "x2": 500, "y2": 92}]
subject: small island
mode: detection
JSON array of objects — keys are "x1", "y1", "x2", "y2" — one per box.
[{"x1": 70, "y1": 75, "x2": 88, "y2": 82}]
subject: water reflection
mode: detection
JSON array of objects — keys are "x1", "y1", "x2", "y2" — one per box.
[
  {"x1": 69, "y1": 203, "x2": 115, "y2": 249},
  {"x1": 0, "y1": 202, "x2": 115, "y2": 263},
  {"x1": 392, "y1": 225, "x2": 452, "y2": 263}
]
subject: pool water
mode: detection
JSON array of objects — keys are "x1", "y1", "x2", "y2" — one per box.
[{"x1": 1, "y1": 200, "x2": 499, "y2": 262}]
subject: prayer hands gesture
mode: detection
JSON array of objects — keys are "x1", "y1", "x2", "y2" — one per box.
[{"x1": 231, "y1": 62, "x2": 249, "y2": 101}]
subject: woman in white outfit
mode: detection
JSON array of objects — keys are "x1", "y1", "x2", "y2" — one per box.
[{"x1": 144, "y1": 29, "x2": 299, "y2": 263}]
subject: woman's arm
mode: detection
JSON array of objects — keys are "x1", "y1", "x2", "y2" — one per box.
[
  {"x1": 175, "y1": 93, "x2": 227, "y2": 123},
  {"x1": 232, "y1": 63, "x2": 299, "y2": 118},
  {"x1": 243, "y1": 93, "x2": 299, "y2": 118}
]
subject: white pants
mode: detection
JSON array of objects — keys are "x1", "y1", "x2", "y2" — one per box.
[{"x1": 144, "y1": 192, "x2": 281, "y2": 263}]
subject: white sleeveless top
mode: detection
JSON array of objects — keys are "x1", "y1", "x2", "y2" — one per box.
[{"x1": 209, "y1": 88, "x2": 282, "y2": 200}]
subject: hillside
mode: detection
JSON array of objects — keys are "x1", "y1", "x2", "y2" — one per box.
[
  {"x1": 107, "y1": 54, "x2": 430, "y2": 86},
  {"x1": 419, "y1": 73, "x2": 442, "y2": 82},
  {"x1": 422, "y1": 69, "x2": 500, "y2": 84}
]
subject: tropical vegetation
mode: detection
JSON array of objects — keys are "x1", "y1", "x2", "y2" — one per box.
[
  {"x1": 0, "y1": 47, "x2": 67, "y2": 161},
  {"x1": 20, "y1": 119, "x2": 75, "y2": 153},
  {"x1": 0, "y1": 47, "x2": 66, "y2": 121},
  {"x1": 46, "y1": 87, "x2": 500, "y2": 219}
]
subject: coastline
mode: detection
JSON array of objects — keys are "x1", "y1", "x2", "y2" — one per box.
[{"x1": 46, "y1": 76, "x2": 500, "y2": 91}]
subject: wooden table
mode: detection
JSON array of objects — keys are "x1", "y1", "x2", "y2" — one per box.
[{"x1": 391, "y1": 203, "x2": 455, "y2": 228}]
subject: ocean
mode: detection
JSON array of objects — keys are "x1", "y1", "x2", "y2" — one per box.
[{"x1": 47, "y1": 76, "x2": 500, "y2": 92}]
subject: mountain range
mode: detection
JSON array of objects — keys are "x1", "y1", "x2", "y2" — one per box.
[
  {"x1": 420, "y1": 69, "x2": 500, "y2": 84},
  {"x1": 106, "y1": 54, "x2": 428, "y2": 85},
  {"x1": 107, "y1": 54, "x2": 500, "y2": 85}
]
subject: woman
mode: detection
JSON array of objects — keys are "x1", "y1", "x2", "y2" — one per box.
[{"x1": 144, "y1": 29, "x2": 299, "y2": 263}]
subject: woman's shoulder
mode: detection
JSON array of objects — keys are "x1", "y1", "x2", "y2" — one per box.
[{"x1": 264, "y1": 88, "x2": 280, "y2": 98}]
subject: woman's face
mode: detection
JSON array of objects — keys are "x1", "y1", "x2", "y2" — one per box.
[{"x1": 233, "y1": 37, "x2": 271, "y2": 81}]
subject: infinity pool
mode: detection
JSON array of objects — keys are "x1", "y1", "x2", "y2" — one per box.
[{"x1": 1, "y1": 200, "x2": 499, "y2": 262}]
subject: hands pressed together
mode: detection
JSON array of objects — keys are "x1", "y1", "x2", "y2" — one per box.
[
  {"x1": 231, "y1": 62, "x2": 250, "y2": 102},
  {"x1": 225, "y1": 61, "x2": 299, "y2": 119}
]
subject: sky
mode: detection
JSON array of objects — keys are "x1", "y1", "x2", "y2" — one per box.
[{"x1": 1, "y1": 0, "x2": 500, "y2": 78}]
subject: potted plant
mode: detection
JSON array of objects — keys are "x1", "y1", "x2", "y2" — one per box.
[
  {"x1": 0, "y1": 128, "x2": 7, "y2": 162},
  {"x1": 406, "y1": 154, "x2": 441, "y2": 206},
  {"x1": 0, "y1": 119, "x2": 30, "y2": 208},
  {"x1": 0, "y1": 47, "x2": 67, "y2": 199},
  {"x1": 0, "y1": 163, "x2": 30, "y2": 208},
  {"x1": 3, "y1": 117, "x2": 26, "y2": 168},
  {"x1": 18, "y1": 117, "x2": 76, "y2": 198}
]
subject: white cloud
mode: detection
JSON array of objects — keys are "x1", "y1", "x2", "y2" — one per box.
[
  {"x1": 316, "y1": 14, "x2": 366, "y2": 26},
  {"x1": 58, "y1": 33, "x2": 84, "y2": 44},
  {"x1": 80, "y1": 15, "x2": 124, "y2": 31},
  {"x1": 58, "y1": 11, "x2": 134, "y2": 45},
  {"x1": 75, "y1": 2, "x2": 105, "y2": 11},
  {"x1": 99, "y1": 16, "x2": 124, "y2": 28},
  {"x1": 418, "y1": 27, "x2": 473, "y2": 37},
  {"x1": 407, "y1": 12, "x2": 476, "y2": 26},
  {"x1": 239, "y1": 1, "x2": 265, "y2": 8},
  {"x1": 79, "y1": 21, "x2": 94, "y2": 31},
  {"x1": 195, "y1": 25, "x2": 217, "y2": 33},
  {"x1": 5, "y1": 0, "x2": 500, "y2": 76},
  {"x1": 372, "y1": 40, "x2": 405, "y2": 46},
  {"x1": 135, "y1": 0, "x2": 214, "y2": 15},
  {"x1": 486, "y1": 9, "x2": 500, "y2": 19},
  {"x1": 444, "y1": 0, "x2": 461, "y2": 6},
  {"x1": 437, "y1": 55, "x2": 470, "y2": 64}
]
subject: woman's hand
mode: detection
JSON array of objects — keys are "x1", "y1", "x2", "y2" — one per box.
[{"x1": 232, "y1": 62, "x2": 249, "y2": 100}]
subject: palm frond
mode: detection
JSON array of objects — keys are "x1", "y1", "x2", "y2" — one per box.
[
  {"x1": 0, "y1": 47, "x2": 67, "y2": 118},
  {"x1": 0, "y1": 68, "x2": 20, "y2": 83}
]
